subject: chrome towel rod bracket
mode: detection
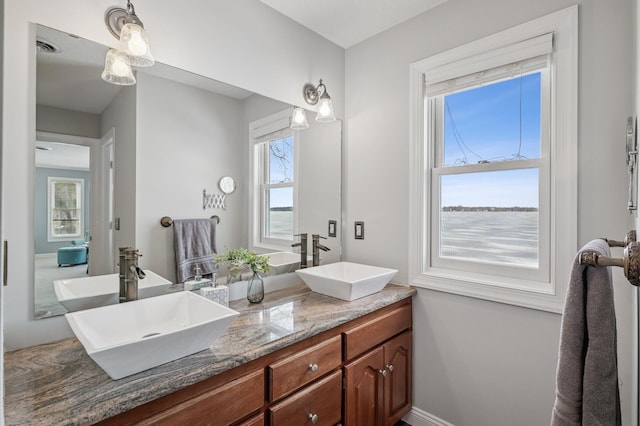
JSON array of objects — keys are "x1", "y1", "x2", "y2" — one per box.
[{"x1": 160, "y1": 215, "x2": 220, "y2": 228}]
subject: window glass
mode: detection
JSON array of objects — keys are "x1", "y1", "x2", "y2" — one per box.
[
  {"x1": 439, "y1": 169, "x2": 539, "y2": 268},
  {"x1": 269, "y1": 136, "x2": 294, "y2": 184},
  {"x1": 51, "y1": 179, "x2": 82, "y2": 238},
  {"x1": 265, "y1": 187, "x2": 293, "y2": 239},
  {"x1": 443, "y1": 73, "x2": 541, "y2": 167}
]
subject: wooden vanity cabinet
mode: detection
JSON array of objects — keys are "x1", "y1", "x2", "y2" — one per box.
[
  {"x1": 343, "y1": 304, "x2": 413, "y2": 426},
  {"x1": 100, "y1": 298, "x2": 412, "y2": 426}
]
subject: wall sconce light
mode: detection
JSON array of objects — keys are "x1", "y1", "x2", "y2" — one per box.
[
  {"x1": 289, "y1": 106, "x2": 309, "y2": 130},
  {"x1": 101, "y1": 48, "x2": 136, "y2": 85},
  {"x1": 302, "y1": 79, "x2": 336, "y2": 123},
  {"x1": 102, "y1": 0, "x2": 154, "y2": 85}
]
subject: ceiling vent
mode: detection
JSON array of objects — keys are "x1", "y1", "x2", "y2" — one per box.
[{"x1": 36, "y1": 40, "x2": 60, "y2": 54}]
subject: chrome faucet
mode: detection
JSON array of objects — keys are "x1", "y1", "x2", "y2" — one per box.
[
  {"x1": 312, "y1": 234, "x2": 330, "y2": 267},
  {"x1": 291, "y1": 233, "x2": 308, "y2": 269},
  {"x1": 119, "y1": 247, "x2": 146, "y2": 302}
]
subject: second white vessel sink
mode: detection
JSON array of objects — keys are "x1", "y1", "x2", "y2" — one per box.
[
  {"x1": 54, "y1": 270, "x2": 172, "y2": 312},
  {"x1": 266, "y1": 251, "x2": 311, "y2": 275},
  {"x1": 267, "y1": 251, "x2": 300, "y2": 274},
  {"x1": 65, "y1": 291, "x2": 239, "y2": 379},
  {"x1": 296, "y1": 262, "x2": 398, "y2": 301}
]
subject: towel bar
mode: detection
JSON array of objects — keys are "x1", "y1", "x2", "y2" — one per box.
[
  {"x1": 160, "y1": 215, "x2": 220, "y2": 228},
  {"x1": 579, "y1": 241, "x2": 640, "y2": 286},
  {"x1": 601, "y1": 229, "x2": 636, "y2": 247}
]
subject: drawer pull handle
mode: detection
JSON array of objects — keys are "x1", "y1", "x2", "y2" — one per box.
[
  {"x1": 308, "y1": 413, "x2": 319, "y2": 424},
  {"x1": 379, "y1": 369, "x2": 387, "y2": 377},
  {"x1": 386, "y1": 364, "x2": 394, "y2": 372},
  {"x1": 309, "y1": 363, "x2": 319, "y2": 373}
]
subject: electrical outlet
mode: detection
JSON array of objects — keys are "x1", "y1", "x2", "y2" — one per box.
[{"x1": 355, "y1": 221, "x2": 364, "y2": 240}]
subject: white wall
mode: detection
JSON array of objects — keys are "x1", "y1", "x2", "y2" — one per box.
[
  {"x1": 2, "y1": 0, "x2": 344, "y2": 349},
  {"x1": 135, "y1": 72, "x2": 245, "y2": 282},
  {"x1": 297, "y1": 119, "x2": 342, "y2": 263},
  {"x1": 36, "y1": 105, "x2": 101, "y2": 138},
  {"x1": 101, "y1": 85, "x2": 137, "y2": 274},
  {"x1": 344, "y1": 0, "x2": 635, "y2": 424}
]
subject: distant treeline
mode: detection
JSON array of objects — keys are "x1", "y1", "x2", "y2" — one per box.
[
  {"x1": 442, "y1": 206, "x2": 538, "y2": 212},
  {"x1": 270, "y1": 207, "x2": 293, "y2": 212}
]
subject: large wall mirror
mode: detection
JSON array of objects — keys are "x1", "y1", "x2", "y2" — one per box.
[{"x1": 34, "y1": 25, "x2": 342, "y2": 320}]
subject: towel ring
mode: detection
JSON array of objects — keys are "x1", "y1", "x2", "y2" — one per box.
[
  {"x1": 160, "y1": 215, "x2": 220, "y2": 228},
  {"x1": 579, "y1": 241, "x2": 640, "y2": 286},
  {"x1": 601, "y1": 229, "x2": 636, "y2": 247}
]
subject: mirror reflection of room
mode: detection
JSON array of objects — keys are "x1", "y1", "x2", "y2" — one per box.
[
  {"x1": 34, "y1": 25, "x2": 342, "y2": 320},
  {"x1": 34, "y1": 140, "x2": 92, "y2": 319}
]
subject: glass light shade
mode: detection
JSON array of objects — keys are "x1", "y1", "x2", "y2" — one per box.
[
  {"x1": 315, "y1": 94, "x2": 336, "y2": 122},
  {"x1": 101, "y1": 49, "x2": 136, "y2": 85},
  {"x1": 119, "y1": 23, "x2": 154, "y2": 67},
  {"x1": 290, "y1": 107, "x2": 309, "y2": 130}
]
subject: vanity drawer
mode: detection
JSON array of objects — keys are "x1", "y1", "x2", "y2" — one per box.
[
  {"x1": 269, "y1": 335, "x2": 342, "y2": 401},
  {"x1": 343, "y1": 303, "x2": 412, "y2": 361},
  {"x1": 139, "y1": 369, "x2": 264, "y2": 425},
  {"x1": 238, "y1": 412, "x2": 264, "y2": 426},
  {"x1": 269, "y1": 370, "x2": 342, "y2": 426}
]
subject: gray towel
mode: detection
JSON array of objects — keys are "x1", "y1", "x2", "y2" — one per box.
[
  {"x1": 173, "y1": 219, "x2": 218, "y2": 283},
  {"x1": 551, "y1": 239, "x2": 621, "y2": 425}
]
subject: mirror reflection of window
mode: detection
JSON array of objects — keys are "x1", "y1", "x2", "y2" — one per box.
[
  {"x1": 48, "y1": 177, "x2": 84, "y2": 240},
  {"x1": 262, "y1": 135, "x2": 295, "y2": 242}
]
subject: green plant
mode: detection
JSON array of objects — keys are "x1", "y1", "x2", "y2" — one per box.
[{"x1": 215, "y1": 248, "x2": 271, "y2": 274}]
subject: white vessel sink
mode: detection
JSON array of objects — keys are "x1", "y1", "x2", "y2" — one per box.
[
  {"x1": 296, "y1": 262, "x2": 398, "y2": 301},
  {"x1": 266, "y1": 251, "x2": 311, "y2": 275},
  {"x1": 65, "y1": 291, "x2": 239, "y2": 379},
  {"x1": 54, "y1": 270, "x2": 172, "y2": 312}
]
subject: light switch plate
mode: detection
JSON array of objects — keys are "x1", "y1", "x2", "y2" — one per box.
[
  {"x1": 355, "y1": 221, "x2": 364, "y2": 240},
  {"x1": 328, "y1": 220, "x2": 337, "y2": 237}
]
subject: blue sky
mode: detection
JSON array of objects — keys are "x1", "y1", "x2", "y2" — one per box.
[
  {"x1": 268, "y1": 136, "x2": 294, "y2": 208},
  {"x1": 441, "y1": 73, "x2": 541, "y2": 208}
]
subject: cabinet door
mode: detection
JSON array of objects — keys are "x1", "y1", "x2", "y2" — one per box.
[
  {"x1": 384, "y1": 331, "x2": 412, "y2": 425},
  {"x1": 343, "y1": 346, "x2": 385, "y2": 426}
]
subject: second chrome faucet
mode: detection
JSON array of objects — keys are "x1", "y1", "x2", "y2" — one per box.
[
  {"x1": 312, "y1": 234, "x2": 330, "y2": 267},
  {"x1": 291, "y1": 233, "x2": 330, "y2": 268},
  {"x1": 291, "y1": 233, "x2": 308, "y2": 268}
]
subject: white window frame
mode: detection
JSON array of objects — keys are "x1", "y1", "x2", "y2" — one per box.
[
  {"x1": 47, "y1": 176, "x2": 84, "y2": 242},
  {"x1": 408, "y1": 6, "x2": 577, "y2": 313},
  {"x1": 249, "y1": 109, "x2": 299, "y2": 252}
]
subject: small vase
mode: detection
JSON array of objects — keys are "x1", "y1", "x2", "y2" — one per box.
[{"x1": 247, "y1": 271, "x2": 264, "y2": 304}]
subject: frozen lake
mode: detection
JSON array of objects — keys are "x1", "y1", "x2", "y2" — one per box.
[{"x1": 440, "y1": 211, "x2": 538, "y2": 267}]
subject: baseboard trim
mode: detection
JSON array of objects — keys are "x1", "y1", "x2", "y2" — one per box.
[{"x1": 403, "y1": 406, "x2": 455, "y2": 426}]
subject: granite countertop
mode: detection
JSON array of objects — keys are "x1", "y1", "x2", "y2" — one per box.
[{"x1": 5, "y1": 284, "x2": 416, "y2": 425}]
